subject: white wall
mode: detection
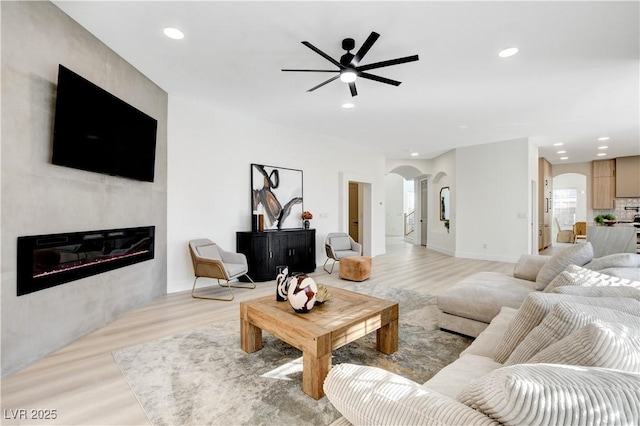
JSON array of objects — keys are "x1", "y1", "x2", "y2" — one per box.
[
  {"x1": 167, "y1": 96, "x2": 386, "y2": 293},
  {"x1": 1, "y1": 2, "x2": 168, "y2": 376},
  {"x1": 427, "y1": 150, "x2": 456, "y2": 255},
  {"x1": 385, "y1": 173, "x2": 404, "y2": 236},
  {"x1": 455, "y1": 138, "x2": 532, "y2": 262}
]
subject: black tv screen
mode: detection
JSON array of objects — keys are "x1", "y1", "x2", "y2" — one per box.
[{"x1": 52, "y1": 65, "x2": 158, "y2": 182}]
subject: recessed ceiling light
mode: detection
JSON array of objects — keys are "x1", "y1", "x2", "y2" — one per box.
[
  {"x1": 598, "y1": 136, "x2": 610, "y2": 141},
  {"x1": 553, "y1": 142, "x2": 564, "y2": 146},
  {"x1": 597, "y1": 153, "x2": 607, "y2": 157},
  {"x1": 342, "y1": 103, "x2": 354, "y2": 109},
  {"x1": 163, "y1": 27, "x2": 184, "y2": 40},
  {"x1": 498, "y1": 47, "x2": 519, "y2": 58},
  {"x1": 598, "y1": 146, "x2": 608, "y2": 150},
  {"x1": 557, "y1": 150, "x2": 566, "y2": 154},
  {"x1": 410, "y1": 152, "x2": 419, "y2": 157},
  {"x1": 560, "y1": 157, "x2": 569, "y2": 160},
  {"x1": 459, "y1": 125, "x2": 468, "y2": 129}
]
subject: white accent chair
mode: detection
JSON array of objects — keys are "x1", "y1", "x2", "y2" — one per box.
[
  {"x1": 188, "y1": 239, "x2": 255, "y2": 301},
  {"x1": 323, "y1": 233, "x2": 362, "y2": 274}
]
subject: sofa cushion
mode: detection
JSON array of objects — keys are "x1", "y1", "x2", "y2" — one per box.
[
  {"x1": 424, "y1": 354, "x2": 502, "y2": 400},
  {"x1": 527, "y1": 321, "x2": 640, "y2": 372},
  {"x1": 598, "y1": 267, "x2": 640, "y2": 281},
  {"x1": 544, "y1": 264, "x2": 640, "y2": 293},
  {"x1": 323, "y1": 363, "x2": 499, "y2": 426},
  {"x1": 551, "y1": 284, "x2": 640, "y2": 298},
  {"x1": 492, "y1": 293, "x2": 640, "y2": 363},
  {"x1": 330, "y1": 236, "x2": 352, "y2": 251},
  {"x1": 505, "y1": 301, "x2": 640, "y2": 365},
  {"x1": 458, "y1": 364, "x2": 640, "y2": 426},
  {"x1": 461, "y1": 307, "x2": 519, "y2": 358},
  {"x1": 535, "y1": 242, "x2": 593, "y2": 290},
  {"x1": 437, "y1": 272, "x2": 537, "y2": 324},
  {"x1": 584, "y1": 253, "x2": 640, "y2": 270},
  {"x1": 512, "y1": 254, "x2": 551, "y2": 282}
]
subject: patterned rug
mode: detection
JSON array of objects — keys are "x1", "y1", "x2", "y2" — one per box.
[{"x1": 112, "y1": 282, "x2": 472, "y2": 425}]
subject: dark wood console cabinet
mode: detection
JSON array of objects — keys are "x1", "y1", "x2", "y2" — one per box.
[{"x1": 236, "y1": 229, "x2": 316, "y2": 282}]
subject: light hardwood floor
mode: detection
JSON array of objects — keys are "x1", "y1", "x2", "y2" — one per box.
[{"x1": 1, "y1": 238, "x2": 514, "y2": 425}]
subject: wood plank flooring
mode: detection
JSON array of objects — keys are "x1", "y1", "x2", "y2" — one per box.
[{"x1": 1, "y1": 238, "x2": 514, "y2": 425}]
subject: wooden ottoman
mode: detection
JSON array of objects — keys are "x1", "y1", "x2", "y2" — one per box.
[{"x1": 339, "y1": 256, "x2": 372, "y2": 281}]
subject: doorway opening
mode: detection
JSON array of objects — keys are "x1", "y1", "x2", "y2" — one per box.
[{"x1": 552, "y1": 173, "x2": 587, "y2": 245}]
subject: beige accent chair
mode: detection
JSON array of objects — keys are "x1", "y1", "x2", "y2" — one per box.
[
  {"x1": 573, "y1": 221, "x2": 587, "y2": 244},
  {"x1": 323, "y1": 232, "x2": 362, "y2": 274},
  {"x1": 188, "y1": 239, "x2": 255, "y2": 301},
  {"x1": 555, "y1": 218, "x2": 574, "y2": 243}
]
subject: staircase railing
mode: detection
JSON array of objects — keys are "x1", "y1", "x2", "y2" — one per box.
[{"x1": 404, "y1": 211, "x2": 415, "y2": 236}]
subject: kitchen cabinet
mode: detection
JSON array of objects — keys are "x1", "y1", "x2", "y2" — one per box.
[
  {"x1": 538, "y1": 157, "x2": 552, "y2": 250},
  {"x1": 616, "y1": 155, "x2": 640, "y2": 197},
  {"x1": 236, "y1": 229, "x2": 316, "y2": 282},
  {"x1": 592, "y1": 159, "x2": 616, "y2": 209}
]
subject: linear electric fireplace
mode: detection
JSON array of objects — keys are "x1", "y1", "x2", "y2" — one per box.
[{"x1": 17, "y1": 226, "x2": 154, "y2": 296}]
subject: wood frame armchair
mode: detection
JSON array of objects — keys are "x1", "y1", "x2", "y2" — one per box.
[{"x1": 188, "y1": 239, "x2": 255, "y2": 301}]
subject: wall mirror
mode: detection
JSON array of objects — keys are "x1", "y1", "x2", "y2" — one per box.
[{"x1": 440, "y1": 187, "x2": 450, "y2": 221}]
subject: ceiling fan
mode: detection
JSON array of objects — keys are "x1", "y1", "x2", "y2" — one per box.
[{"x1": 282, "y1": 31, "x2": 419, "y2": 97}]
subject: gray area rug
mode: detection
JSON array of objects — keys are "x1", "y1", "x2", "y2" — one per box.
[{"x1": 112, "y1": 282, "x2": 472, "y2": 425}]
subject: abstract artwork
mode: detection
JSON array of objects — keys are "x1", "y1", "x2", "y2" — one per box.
[{"x1": 251, "y1": 164, "x2": 303, "y2": 230}]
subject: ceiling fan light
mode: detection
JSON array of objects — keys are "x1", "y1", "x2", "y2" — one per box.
[
  {"x1": 340, "y1": 70, "x2": 357, "y2": 83},
  {"x1": 498, "y1": 47, "x2": 518, "y2": 58}
]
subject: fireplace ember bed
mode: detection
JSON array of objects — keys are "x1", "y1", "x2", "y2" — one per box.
[{"x1": 17, "y1": 226, "x2": 154, "y2": 296}]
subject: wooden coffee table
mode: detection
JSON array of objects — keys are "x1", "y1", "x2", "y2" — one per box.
[{"x1": 240, "y1": 285, "x2": 398, "y2": 399}]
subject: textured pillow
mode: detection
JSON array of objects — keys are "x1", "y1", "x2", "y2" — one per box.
[
  {"x1": 330, "y1": 236, "x2": 352, "y2": 251},
  {"x1": 599, "y1": 267, "x2": 640, "y2": 281},
  {"x1": 505, "y1": 301, "x2": 640, "y2": 365},
  {"x1": 527, "y1": 322, "x2": 640, "y2": 372},
  {"x1": 492, "y1": 293, "x2": 640, "y2": 363},
  {"x1": 535, "y1": 242, "x2": 593, "y2": 289},
  {"x1": 544, "y1": 264, "x2": 640, "y2": 293},
  {"x1": 552, "y1": 284, "x2": 640, "y2": 299},
  {"x1": 512, "y1": 255, "x2": 550, "y2": 282},
  {"x1": 458, "y1": 364, "x2": 640, "y2": 426},
  {"x1": 323, "y1": 363, "x2": 499, "y2": 426},
  {"x1": 584, "y1": 253, "x2": 640, "y2": 270}
]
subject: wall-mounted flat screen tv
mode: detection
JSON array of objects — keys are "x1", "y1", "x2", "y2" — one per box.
[{"x1": 52, "y1": 65, "x2": 158, "y2": 182}]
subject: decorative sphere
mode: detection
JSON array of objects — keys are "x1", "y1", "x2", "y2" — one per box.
[{"x1": 287, "y1": 274, "x2": 317, "y2": 313}]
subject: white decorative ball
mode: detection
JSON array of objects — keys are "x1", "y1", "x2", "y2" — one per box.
[{"x1": 287, "y1": 274, "x2": 317, "y2": 313}]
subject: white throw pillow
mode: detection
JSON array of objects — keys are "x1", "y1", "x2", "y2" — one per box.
[
  {"x1": 512, "y1": 255, "x2": 550, "y2": 282},
  {"x1": 528, "y1": 322, "x2": 640, "y2": 372},
  {"x1": 584, "y1": 253, "x2": 640, "y2": 270},
  {"x1": 505, "y1": 301, "x2": 640, "y2": 365},
  {"x1": 492, "y1": 293, "x2": 640, "y2": 364},
  {"x1": 535, "y1": 242, "x2": 593, "y2": 290},
  {"x1": 544, "y1": 264, "x2": 640, "y2": 293},
  {"x1": 458, "y1": 364, "x2": 640, "y2": 426},
  {"x1": 323, "y1": 363, "x2": 499, "y2": 426}
]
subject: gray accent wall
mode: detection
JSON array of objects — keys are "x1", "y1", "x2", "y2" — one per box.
[{"x1": 1, "y1": 1, "x2": 168, "y2": 376}]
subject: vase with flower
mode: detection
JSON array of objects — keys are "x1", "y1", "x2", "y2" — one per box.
[{"x1": 302, "y1": 211, "x2": 313, "y2": 229}]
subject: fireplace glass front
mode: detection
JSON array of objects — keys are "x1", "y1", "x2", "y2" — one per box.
[{"x1": 17, "y1": 226, "x2": 154, "y2": 296}]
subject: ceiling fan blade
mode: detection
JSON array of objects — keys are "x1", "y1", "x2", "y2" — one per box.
[
  {"x1": 307, "y1": 75, "x2": 340, "y2": 92},
  {"x1": 357, "y1": 54, "x2": 419, "y2": 72},
  {"x1": 301, "y1": 41, "x2": 343, "y2": 68},
  {"x1": 359, "y1": 72, "x2": 402, "y2": 86},
  {"x1": 349, "y1": 82, "x2": 358, "y2": 97},
  {"x1": 351, "y1": 31, "x2": 380, "y2": 66},
  {"x1": 281, "y1": 69, "x2": 340, "y2": 73}
]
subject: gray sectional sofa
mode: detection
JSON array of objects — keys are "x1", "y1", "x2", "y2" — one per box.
[{"x1": 437, "y1": 242, "x2": 640, "y2": 337}]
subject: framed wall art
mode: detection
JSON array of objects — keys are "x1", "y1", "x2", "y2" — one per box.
[{"x1": 251, "y1": 163, "x2": 303, "y2": 230}]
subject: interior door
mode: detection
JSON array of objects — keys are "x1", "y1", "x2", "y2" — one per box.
[
  {"x1": 349, "y1": 182, "x2": 359, "y2": 242},
  {"x1": 420, "y1": 179, "x2": 428, "y2": 246}
]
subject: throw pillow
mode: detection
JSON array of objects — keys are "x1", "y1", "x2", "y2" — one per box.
[
  {"x1": 552, "y1": 285, "x2": 640, "y2": 299},
  {"x1": 330, "y1": 236, "x2": 352, "y2": 251},
  {"x1": 535, "y1": 242, "x2": 593, "y2": 290},
  {"x1": 544, "y1": 264, "x2": 640, "y2": 293},
  {"x1": 583, "y1": 253, "x2": 640, "y2": 270},
  {"x1": 323, "y1": 363, "x2": 498, "y2": 426},
  {"x1": 598, "y1": 267, "x2": 640, "y2": 281},
  {"x1": 527, "y1": 321, "x2": 640, "y2": 372},
  {"x1": 505, "y1": 301, "x2": 640, "y2": 365},
  {"x1": 458, "y1": 364, "x2": 640, "y2": 426},
  {"x1": 512, "y1": 255, "x2": 551, "y2": 282},
  {"x1": 492, "y1": 292, "x2": 640, "y2": 364}
]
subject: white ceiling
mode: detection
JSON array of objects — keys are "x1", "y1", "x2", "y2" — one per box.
[{"x1": 53, "y1": 1, "x2": 640, "y2": 164}]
